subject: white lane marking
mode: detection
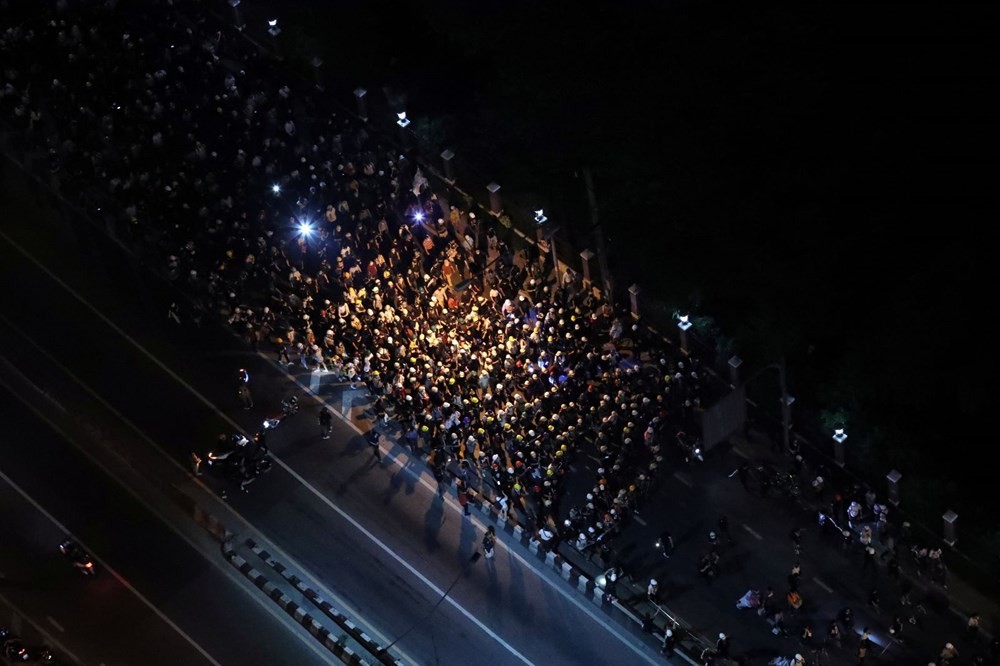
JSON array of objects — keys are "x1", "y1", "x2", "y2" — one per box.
[
  {"x1": 813, "y1": 577, "x2": 834, "y2": 593},
  {"x1": 742, "y1": 524, "x2": 763, "y2": 540},
  {"x1": 263, "y1": 376, "x2": 665, "y2": 664},
  {"x1": 271, "y1": 457, "x2": 534, "y2": 664},
  {"x1": 0, "y1": 235, "x2": 416, "y2": 666},
  {"x1": 0, "y1": 590, "x2": 81, "y2": 664},
  {"x1": 0, "y1": 368, "x2": 334, "y2": 663},
  {"x1": 673, "y1": 471, "x2": 693, "y2": 487},
  {"x1": 1, "y1": 231, "x2": 658, "y2": 665},
  {"x1": 634, "y1": 516, "x2": 648, "y2": 526},
  {"x1": 0, "y1": 468, "x2": 222, "y2": 666},
  {"x1": 0, "y1": 362, "x2": 396, "y2": 664},
  {"x1": 46, "y1": 616, "x2": 65, "y2": 632}
]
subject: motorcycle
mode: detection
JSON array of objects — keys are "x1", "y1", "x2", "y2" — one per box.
[
  {"x1": 2, "y1": 634, "x2": 29, "y2": 662},
  {"x1": 262, "y1": 396, "x2": 299, "y2": 430},
  {"x1": 2, "y1": 639, "x2": 51, "y2": 663},
  {"x1": 58, "y1": 539, "x2": 96, "y2": 577},
  {"x1": 655, "y1": 532, "x2": 673, "y2": 558},
  {"x1": 674, "y1": 431, "x2": 704, "y2": 463},
  {"x1": 207, "y1": 433, "x2": 250, "y2": 466}
]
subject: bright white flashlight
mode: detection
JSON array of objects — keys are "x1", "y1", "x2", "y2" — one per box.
[
  {"x1": 414, "y1": 211, "x2": 425, "y2": 222},
  {"x1": 271, "y1": 184, "x2": 281, "y2": 194},
  {"x1": 298, "y1": 221, "x2": 314, "y2": 236}
]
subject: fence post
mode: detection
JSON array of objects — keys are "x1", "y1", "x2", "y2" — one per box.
[
  {"x1": 886, "y1": 469, "x2": 902, "y2": 506},
  {"x1": 440, "y1": 149, "x2": 455, "y2": 183},
  {"x1": 579, "y1": 249, "x2": 595, "y2": 286},
  {"x1": 353, "y1": 88, "x2": 368, "y2": 122},
  {"x1": 728, "y1": 355, "x2": 742, "y2": 387},
  {"x1": 311, "y1": 57, "x2": 323, "y2": 90},
  {"x1": 487, "y1": 182, "x2": 502, "y2": 216},
  {"x1": 628, "y1": 284, "x2": 640, "y2": 318},
  {"x1": 943, "y1": 510, "x2": 958, "y2": 547}
]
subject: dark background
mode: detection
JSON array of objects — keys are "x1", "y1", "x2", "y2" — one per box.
[
  {"x1": 261, "y1": 0, "x2": 998, "y2": 561},
  {"x1": 10, "y1": 0, "x2": 994, "y2": 561}
]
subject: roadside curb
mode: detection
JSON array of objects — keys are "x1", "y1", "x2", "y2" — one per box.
[
  {"x1": 243, "y1": 539, "x2": 404, "y2": 666},
  {"x1": 471, "y1": 498, "x2": 702, "y2": 663},
  {"x1": 221, "y1": 540, "x2": 378, "y2": 665}
]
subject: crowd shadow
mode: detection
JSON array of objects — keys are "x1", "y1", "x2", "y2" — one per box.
[{"x1": 423, "y1": 493, "x2": 445, "y2": 553}]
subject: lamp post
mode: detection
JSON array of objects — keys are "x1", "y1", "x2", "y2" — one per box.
[
  {"x1": 677, "y1": 313, "x2": 692, "y2": 352},
  {"x1": 832, "y1": 427, "x2": 847, "y2": 467},
  {"x1": 266, "y1": 18, "x2": 281, "y2": 57},
  {"x1": 535, "y1": 210, "x2": 560, "y2": 287},
  {"x1": 396, "y1": 111, "x2": 412, "y2": 148}
]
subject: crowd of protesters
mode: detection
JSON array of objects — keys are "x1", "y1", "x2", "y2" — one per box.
[
  {"x1": 3, "y1": 2, "x2": 996, "y2": 665},
  {"x1": 0, "y1": 0, "x2": 708, "y2": 551}
]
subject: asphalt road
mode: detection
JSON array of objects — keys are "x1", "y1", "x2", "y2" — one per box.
[
  {"x1": 0, "y1": 149, "x2": 663, "y2": 664},
  {"x1": 0, "y1": 395, "x2": 323, "y2": 666}
]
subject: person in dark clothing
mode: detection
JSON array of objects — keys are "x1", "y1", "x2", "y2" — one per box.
[
  {"x1": 737, "y1": 464, "x2": 751, "y2": 491},
  {"x1": 318, "y1": 407, "x2": 332, "y2": 439},
  {"x1": 716, "y1": 633, "x2": 730, "y2": 658},
  {"x1": 366, "y1": 429, "x2": 382, "y2": 461}
]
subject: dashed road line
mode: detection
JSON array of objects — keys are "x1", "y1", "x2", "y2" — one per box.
[
  {"x1": 742, "y1": 524, "x2": 763, "y2": 540},
  {"x1": 813, "y1": 577, "x2": 833, "y2": 593},
  {"x1": 673, "y1": 472, "x2": 693, "y2": 487}
]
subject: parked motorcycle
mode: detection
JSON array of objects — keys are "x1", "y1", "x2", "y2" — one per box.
[
  {"x1": 675, "y1": 430, "x2": 704, "y2": 463},
  {"x1": 262, "y1": 396, "x2": 299, "y2": 430},
  {"x1": 207, "y1": 433, "x2": 250, "y2": 466}
]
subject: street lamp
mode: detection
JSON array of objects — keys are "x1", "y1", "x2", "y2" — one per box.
[
  {"x1": 396, "y1": 111, "x2": 411, "y2": 128},
  {"x1": 539, "y1": 222, "x2": 561, "y2": 290},
  {"x1": 832, "y1": 426, "x2": 847, "y2": 467},
  {"x1": 677, "y1": 313, "x2": 692, "y2": 352}
]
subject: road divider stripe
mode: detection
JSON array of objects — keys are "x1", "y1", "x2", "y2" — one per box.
[
  {"x1": 0, "y1": 466, "x2": 223, "y2": 666},
  {"x1": 222, "y1": 541, "x2": 376, "y2": 666},
  {"x1": 813, "y1": 577, "x2": 834, "y2": 593},
  {"x1": 244, "y1": 538, "x2": 403, "y2": 665},
  {"x1": 0, "y1": 590, "x2": 81, "y2": 665}
]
